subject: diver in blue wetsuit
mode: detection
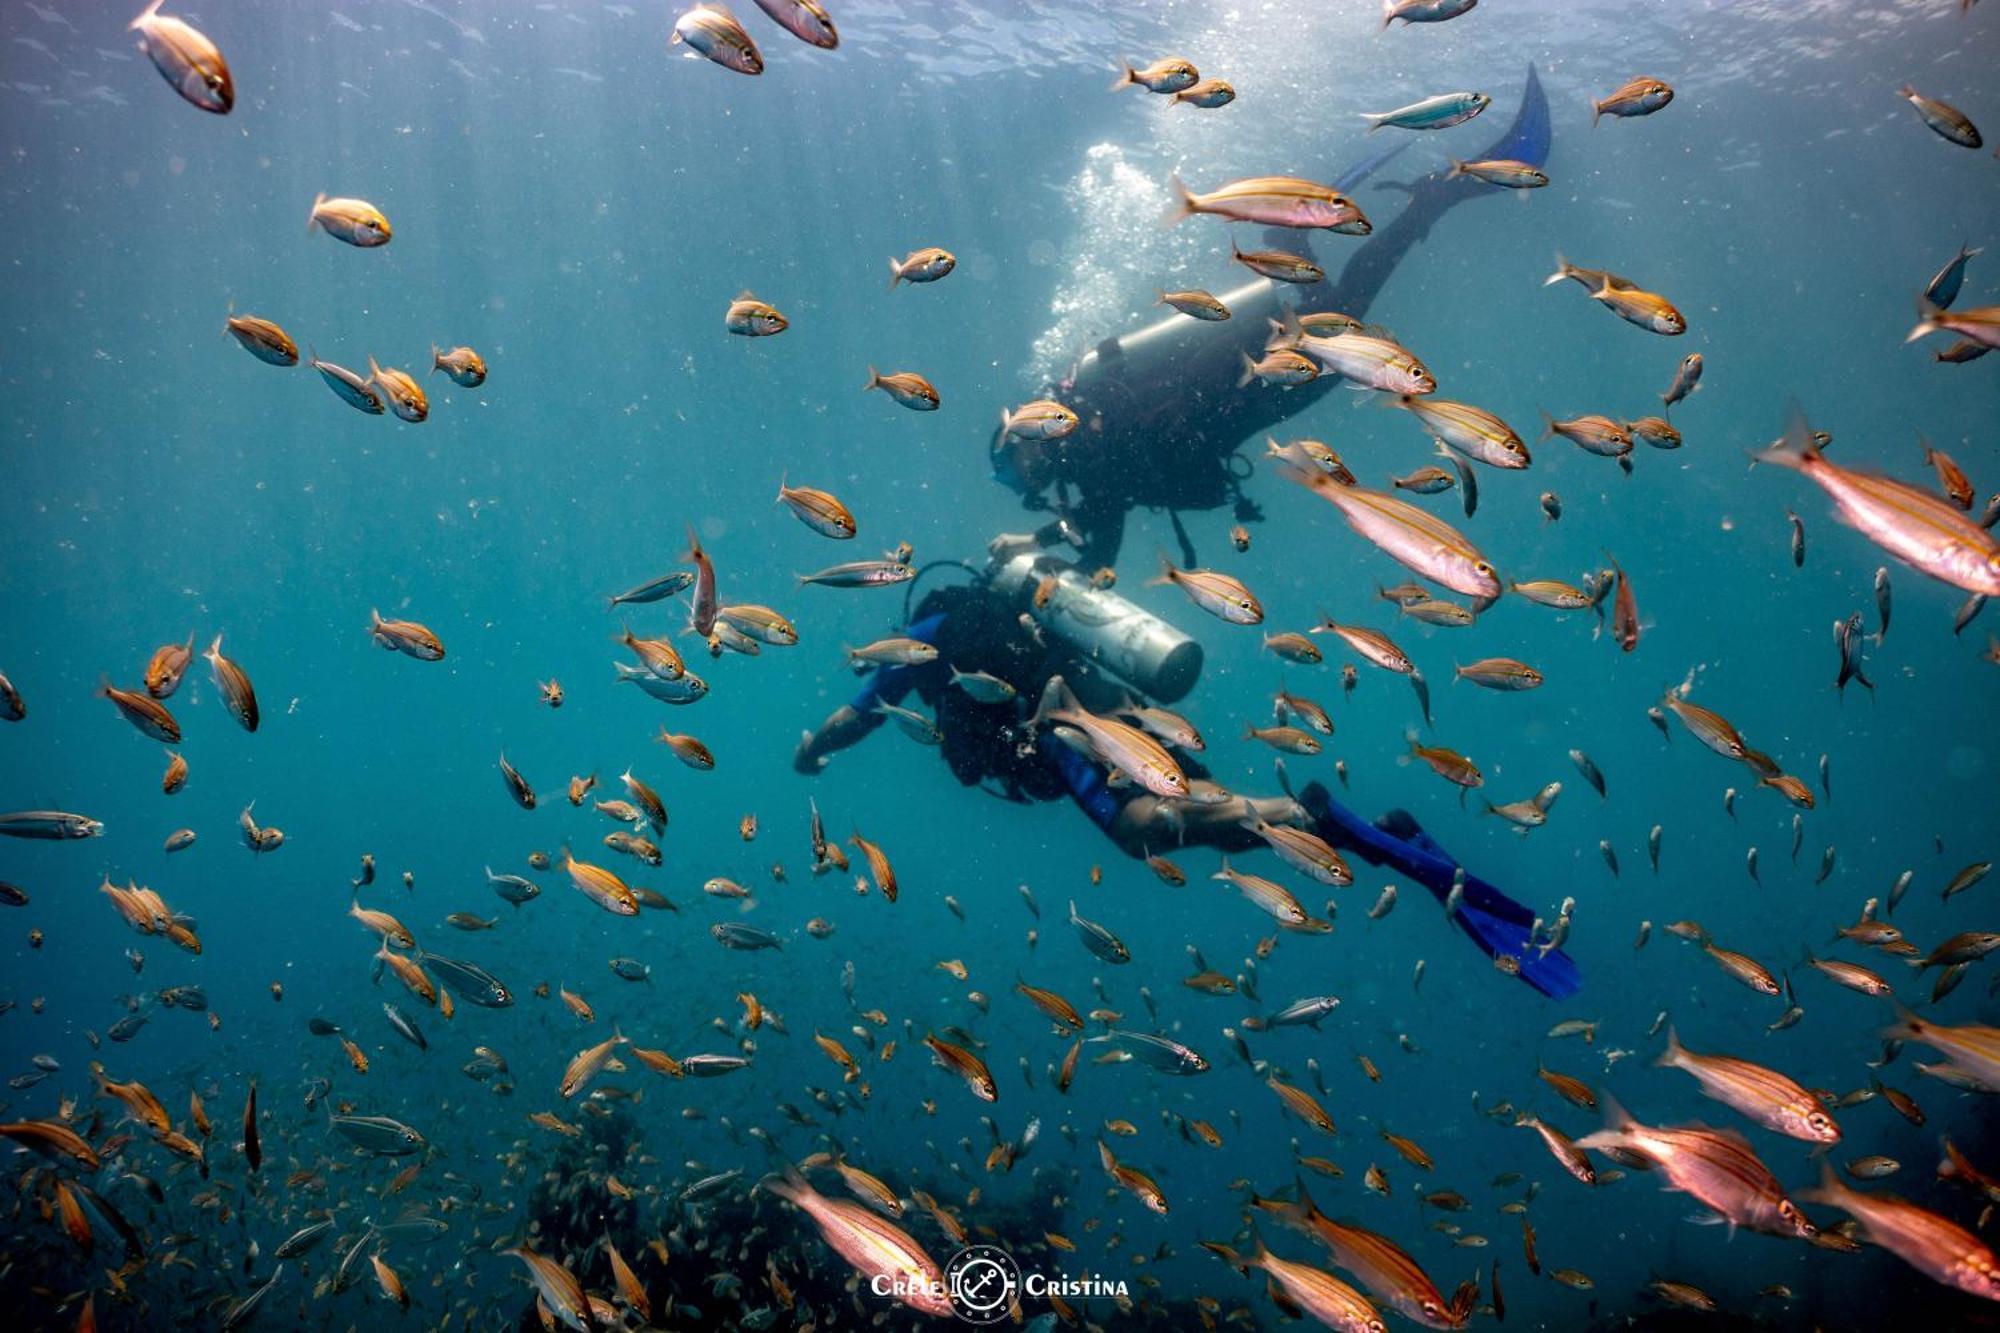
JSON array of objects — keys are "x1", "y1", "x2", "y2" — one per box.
[
  {"x1": 794, "y1": 68, "x2": 1577, "y2": 997},
  {"x1": 793, "y1": 530, "x2": 1581, "y2": 1000}
]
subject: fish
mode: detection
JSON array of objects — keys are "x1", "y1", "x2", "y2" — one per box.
[
  {"x1": 762, "y1": 1165, "x2": 952, "y2": 1316},
  {"x1": 1151, "y1": 557, "x2": 1262, "y2": 623},
  {"x1": 1577, "y1": 1098, "x2": 1814, "y2": 1239},
  {"x1": 1591, "y1": 76, "x2": 1674, "y2": 125},
  {"x1": 1446, "y1": 157, "x2": 1547, "y2": 188},
  {"x1": 1881, "y1": 1005, "x2": 2000, "y2": 1092},
  {"x1": 431, "y1": 343, "x2": 486, "y2": 385},
  {"x1": 1068, "y1": 899, "x2": 1131, "y2": 962},
  {"x1": 311, "y1": 351, "x2": 386, "y2": 413},
  {"x1": 1921, "y1": 434, "x2": 1977, "y2": 510},
  {"x1": 712, "y1": 921, "x2": 782, "y2": 950},
  {"x1": 1360, "y1": 90, "x2": 1491, "y2": 132},
  {"x1": 1383, "y1": 0, "x2": 1479, "y2": 25},
  {"x1": 1804, "y1": 1163, "x2": 2000, "y2": 1299},
  {"x1": 923, "y1": 1032, "x2": 997, "y2": 1101},
  {"x1": 505, "y1": 1246, "x2": 595, "y2": 1331},
  {"x1": 559, "y1": 849, "x2": 638, "y2": 915},
  {"x1": 1254, "y1": 1186, "x2": 1459, "y2": 1328},
  {"x1": 498, "y1": 753, "x2": 537, "y2": 809},
  {"x1": 1655, "y1": 1027, "x2": 1841, "y2": 1143},
  {"x1": 671, "y1": 4, "x2": 763, "y2": 75},
  {"x1": 1086, "y1": 1029, "x2": 1209, "y2": 1074},
  {"x1": 1454, "y1": 658, "x2": 1543, "y2": 691},
  {"x1": 1158, "y1": 288, "x2": 1230, "y2": 320},
  {"x1": 726, "y1": 291, "x2": 788, "y2": 337},
  {"x1": 754, "y1": 0, "x2": 837, "y2": 48},
  {"x1": 1111, "y1": 57, "x2": 1199, "y2": 94},
  {"x1": 607, "y1": 570, "x2": 695, "y2": 609},
  {"x1": 1202, "y1": 1235, "x2": 1385, "y2": 1332},
  {"x1": 1212, "y1": 858, "x2": 1310, "y2": 926},
  {"x1": 226, "y1": 314, "x2": 297, "y2": 366},
  {"x1": 1098, "y1": 1137, "x2": 1169, "y2": 1212},
  {"x1": 887, "y1": 246, "x2": 955, "y2": 286},
  {"x1": 97, "y1": 680, "x2": 179, "y2": 743},
  {"x1": 204, "y1": 634, "x2": 259, "y2": 731},
  {"x1": 863, "y1": 366, "x2": 940, "y2": 410},
  {"x1": 1754, "y1": 413, "x2": 2000, "y2": 596},
  {"x1": 1168, "y1": 175, "x2": 1370, "y2": 233},
  {"x1": 368, "y1": 609, "x2": 445, "y2": 660},
  {"x1": 1543, "y1": 256, "x2": 1685, "y2": 334},
  {"x1": 1541, "y1": 411, "x2": 1632, "y2": 458},
  {"x1": 130, "y1": 0, "x2": 232, "y2": 113},
  {"x1": 1897, "y1": 84, "x2": 1982, "y2": 148},
  {"x1": 1239, "y1": 347, "x2": 1322, "y2": 387},
  {"x1": 1276, "y1": 317, "x2": 1434, "y2": 393},
  {"x1": 307, "y1": 194, "x2": 392, "y2": 247},
  {"x1": 329, "y1": 1112, "x2": 426, "y2": 1156},
  {"x1": 1231, "y1": 242, "x2": 1324, "y2": 285},
  {"x1": 999, "y1": 398, "x2": 1080, "y2": 441},
  {"x1": 1171, "y1": 77, "x2": 1236, "y2": 108},
  {"x1": 1660, "y1": 352, "x2": 1703, "y2": 413},
  {"x1": 367, "y1": 357, "x2": 428, "y2": 421},
  {"x1": 1391, "y1": 396, "x2": 1529, "y2": 469},
  {"x1": 797, "y1": 559, "x2": 917, "y2": 588},
  {"x1": 1283, "y1": 468, "x2": 1499, "y2": 600}
]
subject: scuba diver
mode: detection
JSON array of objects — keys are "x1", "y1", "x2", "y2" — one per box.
[
  {"x1": 995, "y1": 65, "x2": 1552, "y2": 570},
  {"x1": 794, "y1": 68, "x2": 1577, "y2": 999}
]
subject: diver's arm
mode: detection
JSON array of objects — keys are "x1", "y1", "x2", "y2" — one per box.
[
  {"x1": 793, "y1": 704, "x2": 883, "y2": 775},
  {"x1": 794, "y1": 610, "x2": 949, "y2": 775},
  {"x1": 1071, "y1": 492, "x2": 1128, "y2": 570}
]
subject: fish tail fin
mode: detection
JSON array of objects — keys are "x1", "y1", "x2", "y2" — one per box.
[
  {"x1": 885, "y1": 257, "x2": 902, "y2": 290},
  {"x1": 1445, "y1": 157, "x2": 1467, "y2": 178},
  {"x1": 307, "y1": 192, "x2": 326, "y2": 234},
  {"x1": 1109, "y1": 61, "x2": 1135, "y2": 91},
  {"x1": 1535, "y1": 407, "x2": 1557, "y2": 440},
  {"x1": 1590, "y1": 99, "x2": 1603, "y2": 128},
  {"x1": 430, "y1": 343, "x2": 441, "y2": 373},
  {"x1": 759, "y1": 1160, "x2": 812, "y2": 1206},
  {"x1": 1897, "y1": 83, "x2": 1918, "y2": 100},
  {"x1": 680, "y1": 523, "x2": 703, "y2": 564},
  {"x1": 1147, "y1": 552, "x2": 1177, "y2": 587},
  {"x1": 1199, "y1": 1239, "x2": 1248, "y2": 1272},
  {"x1": 130, "y1": 0, "x2": 167, "y2": 31},
  {"x1": 1236, "y1": 351, "x2": 1258, "y2": 389},
  {"x1": 1655, "y1": 1025, "x2": 1685, "y2": 1069},
  {"x1": 1751, "y1": 407, "x2": 1824, "y2": 469},
  {"x1": 1906, "y1": 298, "x2": 1944, "y2": 343},
  {"x1": 1096, "y1": 1137, "x2": 1117, "y2": 1173},
  {"x1": 1163, "y1": 172, "x2": 1197, "y2": 227},
  {"x1": 862, "y1": 365, "x2": 882, "y2": 392},
  {"x1": 1800, "y1": 1158, "x2": 1850, "y2": 1209},
  {"x1": 1542, "y1": 253, "x2": 1571, "y2": 287},
  {"x1": 1880, "y1": 999, "x2": 1924, "y2": 1045},
  {"x1": 1359, "y1": 112, "x2": 1384, "y2": 133}
]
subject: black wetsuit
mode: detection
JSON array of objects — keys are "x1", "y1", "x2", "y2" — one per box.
[
  {"x1": 993, "y1": 66, "x2": 1552, "y2": 568},
  {"x1": 833, "y1": 575, "x2": 1581, "y2": 999}
]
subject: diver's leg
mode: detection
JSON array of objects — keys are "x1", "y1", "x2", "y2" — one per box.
[{"x1": 1296, "y1": 781, "x2": 1581, "y2": 998}]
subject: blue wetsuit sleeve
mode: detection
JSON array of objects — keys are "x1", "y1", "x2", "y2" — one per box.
[{"x1": 1047, "y1": 738, "x2": 1126, "y2": 834}]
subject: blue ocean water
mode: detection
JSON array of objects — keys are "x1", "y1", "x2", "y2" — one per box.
[{"x1": 1, "y1": 1, "x2": 1997, "y2": 1329}]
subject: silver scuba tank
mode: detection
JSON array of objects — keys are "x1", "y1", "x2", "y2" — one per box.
[{"x1": 987, "y1": 553, "x2": 1203, "y2": 703}]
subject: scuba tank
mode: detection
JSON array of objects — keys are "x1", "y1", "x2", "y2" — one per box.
[{"x1": 985, "y1": 552, "x2": 1203, "y2": 703}]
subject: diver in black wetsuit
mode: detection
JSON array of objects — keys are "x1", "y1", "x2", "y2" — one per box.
[
  {"x1": 993, "y1": 65, "x2": 1552, "y2": 570},
  {"x1": 793, "y1": 69, "x2": 1578, "y2": 998}
]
